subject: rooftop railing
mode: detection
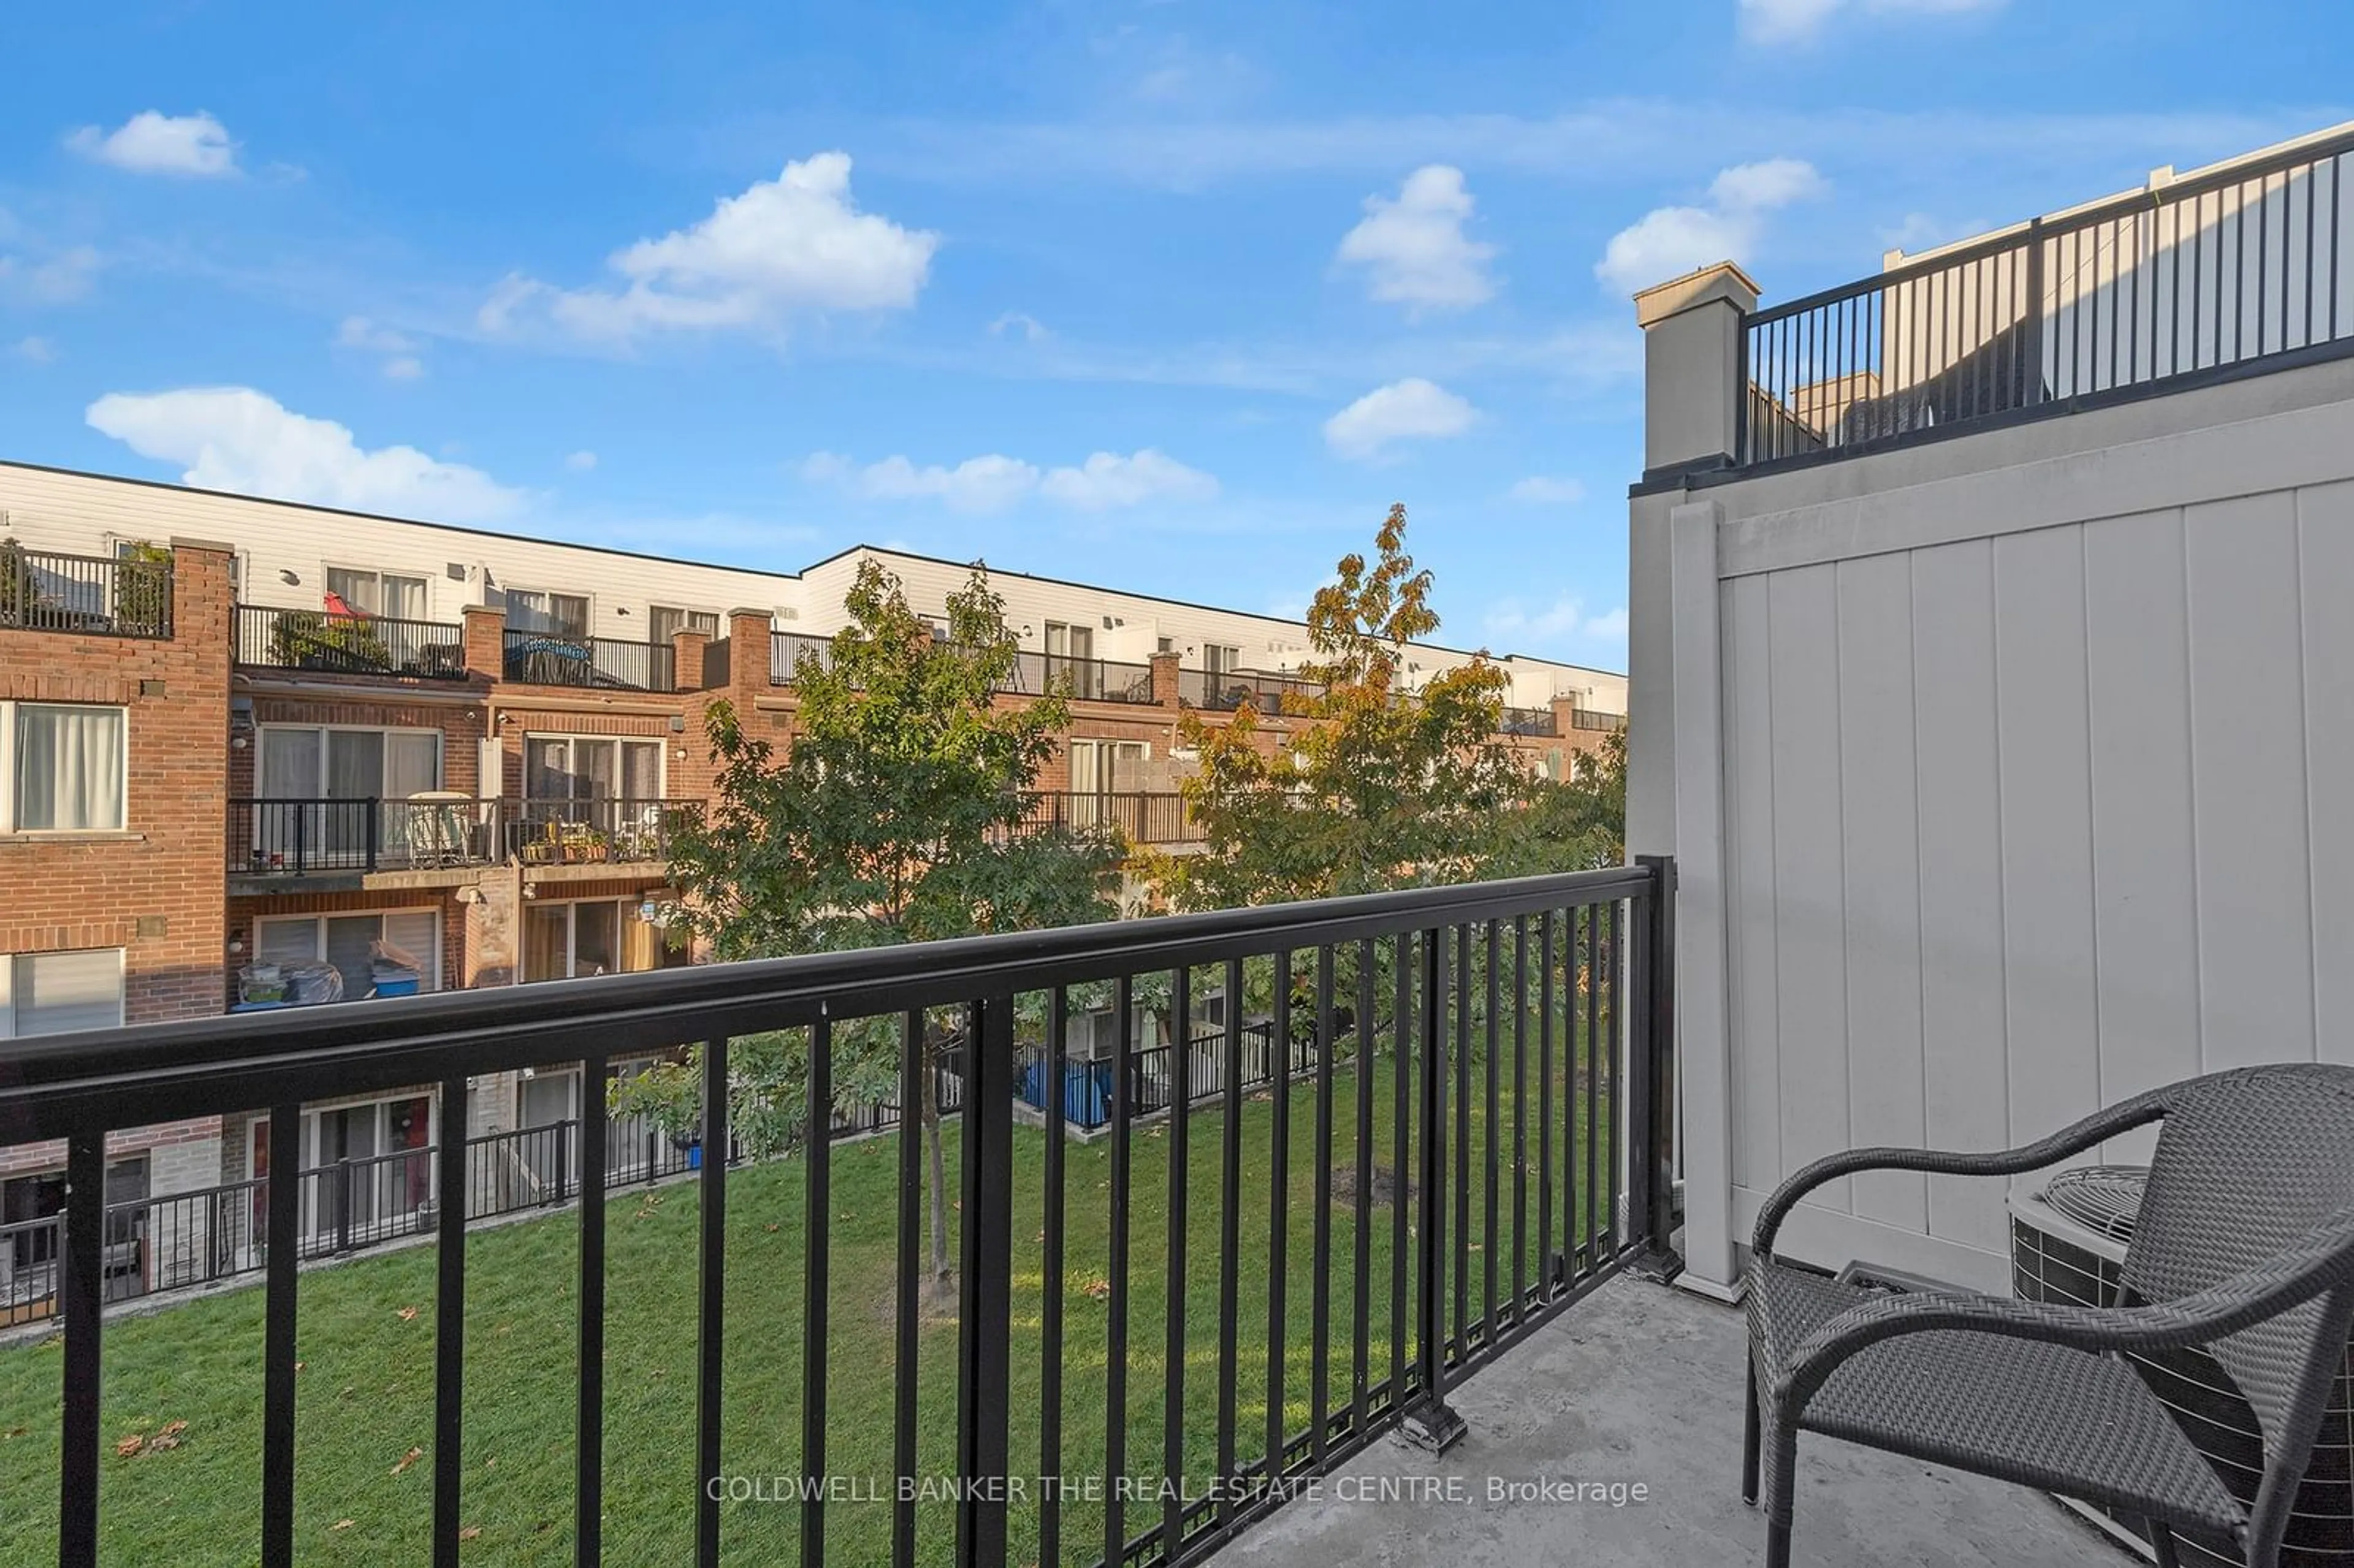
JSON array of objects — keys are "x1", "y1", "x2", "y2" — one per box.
[
  {"x1": 1, "y1": 862, "x2": 1674, "y2": 1567},
  {"x1": 769, "y1": 630, "x2": 834, "y2": 684},
  {"x1": 1570, "y1": 708, "x2": 1628, "y2": 733},
  {"x1": 503, "y1": 629, "x2": 678, "y2": 691},
  {"x1": 1737, "y1": 124, "x2": 2354, "y2": 470},
  {"x1": 1500, "y1": 706, "x2": 1558, "y2": 737},
  {"x1": 1179, "y1": 668, "x2": 1328, "y2": 715},
  {"x1": 234, "y1": 604, "x2": 468, "y2": 679},
  {"x1": 0, "y1": 546, "x2": 172, "y2": 639}
]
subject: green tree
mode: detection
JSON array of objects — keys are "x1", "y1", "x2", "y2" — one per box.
[
  {"x1": 644, "y1": 558, "x2": 1122, "y2": 1296},
  {"x1": 1482, "y1": 727, "x2": 1628, "y2": 877},
  {"x1": 1155, "y1": 504, "x2": 1540, "y2": 911}
]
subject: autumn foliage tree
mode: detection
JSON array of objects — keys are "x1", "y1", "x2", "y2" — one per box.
[
  {"x1": 636, "y1": 558, "x2": 1121, "y2": 1296},
  {"x1": 1157, "y1": 504, "x2": 1543, "y2": 911}
]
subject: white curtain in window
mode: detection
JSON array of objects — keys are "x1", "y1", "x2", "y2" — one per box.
[
  {"x1": 381, "y1": 576, "x2": 429, "y2": 620},
  {"x1": 15, "y1": 705, "x2": 126, "y2": 831}
]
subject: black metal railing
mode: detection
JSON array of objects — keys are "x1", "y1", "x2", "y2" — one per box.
[
  {"x1": 1738, "y1": 127, "x2": 2354, "y2": 469},
  {"x1": 504, "y1": 629, "x2": 677, "y2": 691},
  {"x1": 0, "y1": 545, "x2": 172, "y2": 639},
  {"x1": 1051, "y1": 657, "x2": 1157, "y2": 704},
  {"x1": 1571, "y1": 709, "x2": 1627, "y2": 733},
  {"x1": 1178, "y1": 668, "x2": 1327, "y2": 715},
  {"x1": 233, "y1": 604, "x2": 467, "y2": 679},
  {"x1": 228, "y1": 797, "x2": 501, "y2": 875},
  {"x1": 770, "y1": 630, "x2": 835, "y2": 684},
  {"x1": 0, "y1": 862, "x2": 1674, "y2": 1567},
  {"x1": 0, "y1": 1110, "x2": 802, "y2": 1328},
  {"x1": 1499, "y1": 706, "x2": 1557, "y2": 737},
  {"x1": 1014, "y1": 790, "x2": 1202, "y2": 846},
  {"x1": 506, "y1": 796, "x2": 700, "y2": 865}
]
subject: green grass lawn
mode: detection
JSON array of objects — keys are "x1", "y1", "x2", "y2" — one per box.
[{"x1": 0, "y1": 1032, "x2": 1613, "y2": 1568}]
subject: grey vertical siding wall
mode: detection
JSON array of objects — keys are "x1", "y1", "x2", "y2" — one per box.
[{"x1": 1651, "y1": 363, "x2": 2354, "y2": 1290}]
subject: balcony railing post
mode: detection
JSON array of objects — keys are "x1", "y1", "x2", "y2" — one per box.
[
  {"x1": 367, "y1": 798, "x2": 379, "y2": 874},
  {"x1": 1629, "y1": 856, "x2": 1682, "y2": 1276},
  {"x1": 1401, "y1": 927, "x2": 1466, "y2": 1452},
  {"x1": 2022, "y1": 218, "x2": 2047, "y2": 405},
  {"x1": 954, "y1": 992, "x2": 1016, "y2": 1566},
  {"x1": 552, "y1": 1120, "x2": 572, "y2": 1206},
  {"x1": 335, "y1": 1158, "x2": 354, "y2": 1255}
]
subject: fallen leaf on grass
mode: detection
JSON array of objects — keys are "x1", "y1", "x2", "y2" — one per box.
[
  {"x1": 460, "y1": 1526, "x2": 482, "y2": 1540},
  {"x1": 392, "y1": 1445, "x2": 423, "y2": 1475},
  {"x1": 397, "y1": 1305, "x2": 419, "y2": 1322},
  {"x1": 1080, "y1": 1277, "x2": 1112, "y2": 1301},
  {"x1": 114, "y1": 1435, "x2": 145, "y2": 1458},
  {"x1": 2, "y1": 1427, "x2": 27, "y2": 1441},
  {"x1": 146, "y1": 1421, "x2": 188, "y2": 1453},
  {"x1": 331, "y1": 1520, "x2": 355, "y2": 1531}
]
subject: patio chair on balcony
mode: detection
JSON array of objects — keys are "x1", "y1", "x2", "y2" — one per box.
[{"x1": 1743, "y1": 1063, "x2": 2354, "y2": 1568}]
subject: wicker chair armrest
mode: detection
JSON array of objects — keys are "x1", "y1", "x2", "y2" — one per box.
[
  {"x1": 1752, "y1": 1089, "x2": 2173, "y2": 1259},
  {"x1": 1776, "y1": 1205, "x2": 2354, "y2": 1409}
]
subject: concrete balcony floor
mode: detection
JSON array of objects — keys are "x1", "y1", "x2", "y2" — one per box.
[{"x1": 1221, "y1": 1274, "x2": 2132, "y2": 1568}]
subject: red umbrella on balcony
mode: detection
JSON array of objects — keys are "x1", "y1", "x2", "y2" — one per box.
[{"x1": 322, "y1": 590, "x2": 360, "y2": 620}]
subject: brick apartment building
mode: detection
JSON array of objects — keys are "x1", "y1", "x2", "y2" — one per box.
[{"x1": 0, "y1": 459, "x2": 1625, "y2": 1317}]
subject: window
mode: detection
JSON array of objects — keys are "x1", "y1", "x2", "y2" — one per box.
[
  {"x1": 1156, "y1": 636, "x2": 1175, "y2": 655},
  {"x1": 325, "y1": 566, "x2": 430, "y2": 620},
  {"x1": 1043, "y1": 622, "x2": 1094, "y2": 659},
  {"x1": 1203, "y1": 644, "x2": 1241, "y2": 676},
  {"x1": 252, "y1": 725, "x2": 441, "y2": 867},
  {"x1": 255, "y1": 911, "x2": 440, "y2": 999},
  {"x1": 648, "y1": 606, "x2": 719, "y2": 644},
  {"x1": 0, "y1": 948, "x2": 126, "y2": 1037},
  {"x1": 1067, "y1": 739, "x2": 1147, "y2": 794},
  {"x1": 2, "y1": 703, "x2": 126, "y2": 833},
  {"x1": 522, "y1": 898, "x2": 682, "y2": 982},
  {"x1": 506, "y1": 589, "x2": 589, "y2": 638},
  {"x1": 524, "y1": 736, "x2": 661, "y2": 802},
  {"x1": 258, "y1": 1094, "x2": 435, "y2": 1244}
]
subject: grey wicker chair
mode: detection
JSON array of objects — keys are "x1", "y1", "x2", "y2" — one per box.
[{"x1": 1743, "y1": 1064, "x2": 2354, "y2": 1568}]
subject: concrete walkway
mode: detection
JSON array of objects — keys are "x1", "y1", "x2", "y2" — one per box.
[{"x1": 1218, "y1": 1274, "x2": 2136, "y2": 1568}]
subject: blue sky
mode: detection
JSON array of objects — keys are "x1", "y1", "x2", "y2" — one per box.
[{"x1": 3, "y1": 1, "x2": 2348, "y2": 671}]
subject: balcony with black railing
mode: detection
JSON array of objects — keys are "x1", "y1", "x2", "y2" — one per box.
[
  {"x1": 227, "y1": 796, "x2": 503, "y2": 877},
  {"x1": 1499, "y1": 706, "x2": 1557, "y2": 737},
  {"x1": 0, "y1": 545, "x2": 172, "y2": 639},
  {"x1": 505, "y1": 796, "x2": 700, "y2": 866},
  {"x1": 1013, "y1": 790, "x2": 1202, "y2": 847},
  {"x1": 503, "y1": 628, "x2": 678, "y2": 691},
  {"x1": 1735, "y1": 124, "x2": 2354, "y2": 471},
  {"x1": 1179, "y1": 667, "x2": 1327, "y2": 715},
  {"x1": 233, "y1": 603, "x2": 468, "y2": 679},
  {"x1": 0, "y1": 865, "x2": 1678, "y2": 1567}
]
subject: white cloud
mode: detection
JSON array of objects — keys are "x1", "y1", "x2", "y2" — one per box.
[
  {"x1": 1038, "y1": 449, "x2": 1219, "y2": 510},
  {"x1": 1485, "y1": 595, "x2": 1630, "y2": 646},
  {"x1": 334, "y1": 316, "x2": 413, "y2": 354},
  {"x1": 1594, "y1": 158, "x2": 1826, "y2": 294},
  {"x1": 1740, "y1": 0, "x2": 2004, "y2": 44},
  {"x1": 1335, "y1": 165, "x2": 1497, "y2": 313},
  {"x1": 1507, "y1": 476, "x2": 1586, "y2": 505},
  {"x1": 805, "y1": 447, "x2": 1219, "y2": 514},
  {"x1": 85, "y1": 387, "x2": 528, "y2": 523},
  {"x1": 14, "y1": 336, "x2": 56, "y2": 365},
  {"x1": 988, "y1": 310, "x2": 1048, "y2": 341},
  {"x1": 67, "y1": 111, "x2": 238, "y2": 177},
  {"x1": 0, "y1": 246, "x2": 100, "y2": 305},
  {"x1": 566, "y1": 450, "x2": 599, "y2": 471},
  {"x1": 482, "y1": 152, "x2": 937, "y2": 343},
  {"x1": 1321, "y1": 378, "x2": 1477, "y2": 461},
  {"x1": 334, "y1": 316, "x2": 425, "y2": 379}
]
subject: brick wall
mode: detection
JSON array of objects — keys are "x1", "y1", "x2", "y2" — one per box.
[{"x1": 1, "y1": 540, "x2": 234, "y2": 1180}]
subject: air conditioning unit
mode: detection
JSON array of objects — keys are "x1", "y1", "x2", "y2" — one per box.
[{"x1": 2011, "y1": 1173, "x2": 2354, "y2": 1566}]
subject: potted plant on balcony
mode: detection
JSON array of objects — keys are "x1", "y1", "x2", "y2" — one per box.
[
  {"x1": 113, "y1": 541, "x2": 173, "y2": 637},
  {"x1": 269, "y1": 610, "x2": 392, "y2": 672},
  {"x1": 0, "y1": 536, "x2": 48, "y2": 628}
]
